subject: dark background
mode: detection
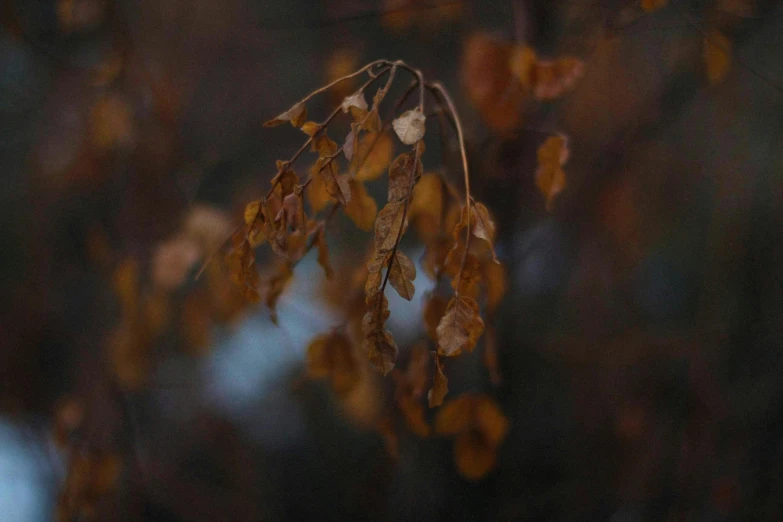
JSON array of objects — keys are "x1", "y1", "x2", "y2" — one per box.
[{"x1": 2, "y1": 0, "x2": 783, "y2": 520}]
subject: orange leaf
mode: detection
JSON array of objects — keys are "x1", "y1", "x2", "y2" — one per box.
[
  {"x1": 436, "y1": 295, "x2": 484, "y2": 357},
  {"x1": 536, "y1": 135, "x2": 569, "y2": 211},
  {"x1": 388, "y1": 250, "x2": 416, "y2": 301},
  {"x1": 343, "y1": 179, "x2": 378, "y2": 231}
]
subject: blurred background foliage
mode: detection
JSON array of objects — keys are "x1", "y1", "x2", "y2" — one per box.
[{"x1": 2, "y1": 0, "x2": 783, "y2": 520}]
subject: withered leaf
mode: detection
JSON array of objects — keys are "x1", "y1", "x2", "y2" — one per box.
[
  {"x1": 373, "y1": 201, "x2": 407, "y2": 256},
  {"x1": 281, "y1": 193, "x2": 303, "y2": 230},
  {"x1": 428, "y1": 355, "x2": 448, "y2": 407},
  {"x1": 244, "y1": 200, "x2": 263, "y2": 225},
  {"x1": 343, "y1": 179, "x2": 378, "y2": 231},
  {"x1": 341, "y1": 91, "x2": 368, "y2": 113},
  {"x1": 365, "y1": 328, "x2": 398, "y2": 375},
  {"x1": 352, "y1": 132, "x2": 394, "y2": 181},
  {"x1": 536, "y1": 135, "x2": 568, "y2": 211},
  {"x1": 306, "y1": 170, "x2": 332, "y2": 212},
  {"x1": 437, "y1": 295, "x2": 484, "y2": 357},
  {"x1": 265, "y1": 103, "x2": 307, "y2": 128},
  {"x1": 388, "y1": 151, "x2": 423, "y2": 203},
  {"x1": 392, "y1": 109, "x2": 426, "y2": 145},
  {"x1": 301, "y1": 121, "x2": 319, "y2": 136},
  {"x1": 483, "y1": 261, "x2": 507, "y2": 312},
  {"x1": 313, "y1": 158, "x2": 351, "y2": 205},
  {"x1": 471, "y1": 202, "x2": 499, "y2": 263},
  {"x1": 388, "y1": 250, "x2": 416, "y2": 301},
  {"x1": 343, "y1": 126, "x2": 358, "y2": 161},
  {"x1": 312, "y1": 134, "x2": 340, "y2": 158}
]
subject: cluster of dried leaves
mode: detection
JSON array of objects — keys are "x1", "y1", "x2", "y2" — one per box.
[{"x1": 219, "y1": 59, "x2": 514, "y2": 478}]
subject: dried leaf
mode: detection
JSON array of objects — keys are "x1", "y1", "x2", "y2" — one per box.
[
  {"x1": 301, "y1": 121, "x2": 319, "y2": 136},
  {"x1": 392, "y1": 109, "x2": 426, "y2": 145},
  {"x1": 388, "y1": 152, "x2": 423, "y2": 202},
  {"x1": 428, "y1": 355, "x2": 448, "y2": 407},
  {"x1": 388, "y1": 250, "x2": 416, "y2": 300},
  {"x1": 373, "y1": 201, "x2": 407, "y2": 256},
  {"x1": 313, "y1": 158, "x2": 351, "y2": 205},
  {"x1": 281, "y1": 193, "x2": 303, "y2": 230},
  {"x1": 483, "y1": 260, "x2": 507, "y2": 312},
  {"x1": 307, "y1": 170, "x2": 332, "y2": 212},
  {"x1": 343, "y1": 180, "x2": 378, "y2": 231},
  {"x1": 437, "y1": 295, "x2": 484, "y2": 357},
  {"x1": 265, "y1": 103, "x2": 307, "y2": 128},
  {"x1": 471, "y1": 202, "x2": 499, "y2": 263},
  {"x1": 352, "y1": 132, "x2": 394, "y2": 181},
  {"x1": 536, "y1": 135, "x2": 568, "y2": 211},
  {"x1": 312, "y1": 134, "x2": 339, "y2": 157},
  {"x1": 365, "y1": 328, "x2": 398, "y2": 375},
  {"x1": 343, "y1": 127, "x2": 358, "y2": 161},
  {"x1": 341, "y1": 91, "x2": 368, "y2": 113}
]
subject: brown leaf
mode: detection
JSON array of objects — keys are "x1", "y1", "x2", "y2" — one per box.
[
  {"x1": 364, "y1": 328, "x2": 398, "y2": 375},
  {"x1": 410, "y1": 173, "x2": 444, "y2": 241},
  {"x1": 265, "y1": 103, "x2": 307, "y2": 128},
  {"x1": 471, "y1": 202, "x2": 499, "y2": 263},
  {"x1": 281, "y1": 193, "x2": 304, "y2": 230},
  {"x1": 343, "y1": 179, "x2": 378, "y2": 231},
  {"x1": 437, "y1": 295, "x2": 484, "y2": 357},
  {"x1": 388, "y1": 151, "x2": 422, "y2": 203},
  {"x1": 388, "y1": 250, "x2": 416, "y2": 301},
  {"x1": 483, "y1": 260, "x2": 507, "y2": 312},
  {"x1": 313, "y1": 158, "x2": 351, "y2": 205},
  {"x1": 343, "y1": 126, "x2": 358, "y2": 161},
  {"x1": 536, "y1": 135, "x2": 568, "y2": 211},
  {"x1": 428, "y1": 355, "x2": 448, "y2": 407},
  {"x1": 373, "y1": 201, "x2": 407, "y2": 256},
  {"x1": 312, "y1": 134, "x2": 340, "y2": 157},
  {"x1": 352, "y1": 132, "x2": 394, "y2": 181},
  {"x1": 301, "y1": 121, "x2": 319, "y2": 136},
  {"x1": 392, "y1": 109, "x2": 426, "y2": 145}
]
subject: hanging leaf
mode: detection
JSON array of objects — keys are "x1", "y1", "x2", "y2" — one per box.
[
  {"x1": 471, "y1": 202, "x2": 499, "y2": 263},
  {"x1": 365, "y1": 323, "x2": 398, "y2": 374},
  {"x1": 313, "y1": 158, "x2": 351, "y2": 205},
  {"x1": 423, "y1": 293, "x2": 448, "y2": 341},
  {"x1": 388, "y1": 151, "x2": 423, "y2": 202},
  {"x1": 388, "y1": 250, "x2": 416, "y2": 300},
  {"x1": 262, "y1": 261, "x2": 294, "y2": 323},
  {"x1": 392, "y1": 109, "x2": 426, "y2": 145},
  {"x1": 301, "y1": 121, "x2": 319, "y2": 136},
  {"x1": 437, "y1": 295, "x2": 484, "y2": 357},
  {"x1": 373, "y1": 201, "x2": 407, "y2": 256},
  {"x1": 352, "y1": 132, "x2": 394, "y2": 181},
  {"x1": 265, "y1": 103, "x2": 307, "y2": 128},
  {"x1": 307, "y1": 170, "x2": 332, "y2": 212},
  {"x1": 312, "y1": 133, "x2": 340, "y2": 157},
  {"x1": 341, "y1": 91, "x2": 368, "y2": 113},
  {"x1": 536, "y1": 135, "x2": 568, "y2": 211},
  {"x1": 343, "y1": 180, "x2": 378, "y2": 231}
]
